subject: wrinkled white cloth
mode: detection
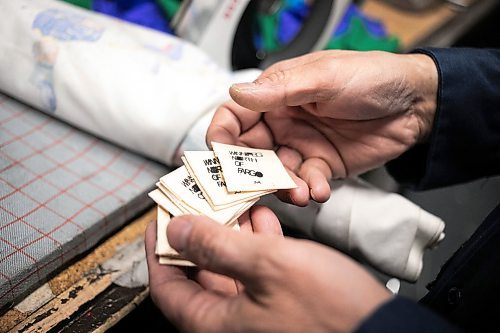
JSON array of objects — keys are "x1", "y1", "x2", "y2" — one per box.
[
  {"x1": 0, "y1": 0, "x2": 445, "y2": 282},
  {"x1": 0, "y1": 0, "x2": 258, "y2": 164},
  {"x1": 262, "y1": 178, "x2": 445, "y2": 282}
]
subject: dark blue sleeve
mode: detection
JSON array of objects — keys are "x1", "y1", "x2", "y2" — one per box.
[
  {"x1": 386, "y1": 48, "x2": 500, "y2": 190},
  {"x1": 355, "y1": 297, "x2": 460, "y2": 333}
]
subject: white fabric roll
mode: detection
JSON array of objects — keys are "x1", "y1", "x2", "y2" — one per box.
[
  {"x1": 270, "y1": 177, "x2": 445, "y2": 282},
  {"x1": 0, "y1": 0, "x2": 245, "y2": 164}
]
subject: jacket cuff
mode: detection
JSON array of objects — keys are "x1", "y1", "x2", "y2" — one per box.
[
  {"x1": 387, "y1": 48, "x2": 500, "y2": 189},
  {"x1": 355, "y1": 297, "x2": 460, "y2": 333}
]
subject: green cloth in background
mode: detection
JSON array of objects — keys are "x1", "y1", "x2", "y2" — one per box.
[
  {"x1": 60, "y1": 0, "x2": 400, "y2": 53},
  {"x1": 326, "y1": 17, "x2": 400, "y2": 53},
  {"x1": 63, "y1": 0, "x2": 92, "y2": 9},
  {"x1": 157, "y1": 0, "x2": 181, "y2": 20}
]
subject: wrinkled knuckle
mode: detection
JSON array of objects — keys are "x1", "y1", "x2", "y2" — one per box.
[
  {"x1": 261, "y1": 69, "x2": 288, "y2": 85},
  {"x1": 313, "y1": 88, "x2": 335, "y2": 103}
]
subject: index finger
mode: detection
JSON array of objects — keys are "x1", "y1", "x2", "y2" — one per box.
[{"x1": 206, "y1": 99, "x2": 262, "y2": 148}]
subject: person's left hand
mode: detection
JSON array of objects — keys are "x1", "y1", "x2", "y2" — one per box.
[{"x1": 145, "y1": 206, "x2": 391, "y2": 333}]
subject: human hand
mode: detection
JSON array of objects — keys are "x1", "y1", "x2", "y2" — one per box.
[
  {"x1": 145, "y1": 206, "x2": 391, "y2": 333},
  {"x1": 145, "y1": 206, "x2": 284, "y2": 329},
  {"x1": 207, "y1": 50, "x2": 438, "y2": 205}
]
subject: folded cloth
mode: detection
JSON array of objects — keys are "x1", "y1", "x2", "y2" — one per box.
[
  {"x1": 0, "y1": 0, "x2": 258, "y2": 165},
  {"x1": 264, "y1": 177, "x2": 445, "y2": 282}
]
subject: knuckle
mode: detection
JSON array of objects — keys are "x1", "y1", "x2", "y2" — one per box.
[{"x1": 259, "y1": 69, "x2": 288, "y2": 86}]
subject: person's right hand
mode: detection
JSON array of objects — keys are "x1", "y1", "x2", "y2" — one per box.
[
  {"x1": 147, "y1": 207, "x2": 391, "y2": 333},
  {"x1": 207, "y1": 50, "x2": 438, "y2": 206}
]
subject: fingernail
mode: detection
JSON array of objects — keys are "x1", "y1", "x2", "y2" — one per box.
[
  {"x1": 231, "y1": 82, "x2": 257, "y2": 92},
  {"x1": 168, "y1": 217, "x2": 193, "y2": 252},
  {"x1": 310, "y1": 188, "x2": 317, "y2": 201}
]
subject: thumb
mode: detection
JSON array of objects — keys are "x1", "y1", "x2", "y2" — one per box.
[
  {"x1": 229, "y1": 62, "x2": 329, "y2": 112},
  {"x1": 167, "y1": 215, "x2": 270, "y2": 283}
]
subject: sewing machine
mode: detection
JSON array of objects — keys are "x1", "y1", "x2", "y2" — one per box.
[{"x1": 173, "y1": 0, "x2": 351, "y2": 69}]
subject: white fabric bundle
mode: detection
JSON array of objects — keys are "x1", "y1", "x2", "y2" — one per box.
[
  {"x1": 264, "y1": 178, "x2": 445, "y2": 282},
  {"x1": 0, "y1": 0, "x2": 259, "y2": 164}
]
